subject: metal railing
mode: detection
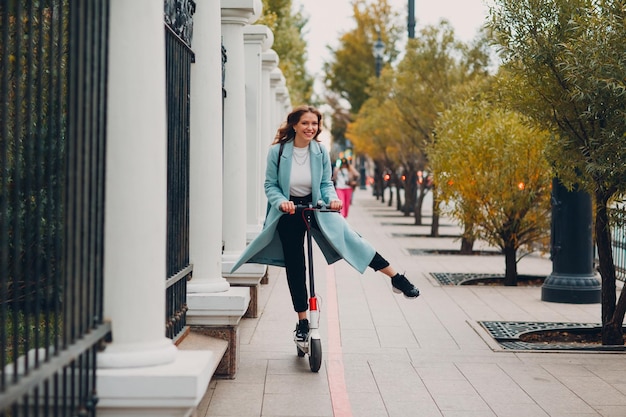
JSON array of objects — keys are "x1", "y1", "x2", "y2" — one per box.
[
  {"x1": 0, "y1": 1, "x2": 110, "y2": 415},
  {"x1": 610, "y1": 206, "x2": 626, "y2": 281},
  {"x1": 164, "y1": 2, "x2": 195, "y2": 341}
]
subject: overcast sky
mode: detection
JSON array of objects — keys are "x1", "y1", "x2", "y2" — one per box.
[{"x1": 293, "y1": 0, "x2": 490, "y2": 95}]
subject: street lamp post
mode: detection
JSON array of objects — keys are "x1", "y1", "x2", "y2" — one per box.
[
  {"x1": 358, "y1": 155, "x2": 367, "y2": 189},
  {"x1": 408, "y1": 0, "x2": 415, "y2": 39},
  {"x1": 541, "y1": 179, "x2": 601, "y2": 303},
  {"x1": 373, "y1": 34, "x2": 384, "y2": 78}
]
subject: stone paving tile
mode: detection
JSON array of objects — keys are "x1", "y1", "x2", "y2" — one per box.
[
  {"x1": 539, "y1": 414, "x2": 600, "y2": 417},
  {"x1": 264, "y1": 373, "x2": 330, "y2": 395},
  {"x1": 261, "y1": 393, "x2": 334, "y2": 417},
  {"x1": 341, "y1": 363, "x2": 380, "y2": 393},
  {"x1": 593, "y1": 405, "x2": 626, "y2": 417},
  {"x1": 205, "y1": 382, "x2": 264, "y2": 416},
  {"x1": 423, "y1": 378, "x2": 479, "y2": 396},
  {"x1": 385, "y1": 400, "x2": 443, "y2": 417},
  {"x1": 558, "y1": 375, "x2": 626, "y2": 406},
  {"x1": 414, "y1": 363, "x2": 468, "y2": 381},
  {"x1": 442, "y1": 411, "x2": 498, "y2": 417},
  {"x1": 483, "y1": 404, "x2": 550, "y2": 417},
  {"x1": 431, "y1": 392, "x2": 492, "y2": 413},
  {"x1": 346, "y1": 392, "x2": 388, "y2": 417}
]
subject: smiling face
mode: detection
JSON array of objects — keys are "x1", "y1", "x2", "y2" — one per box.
[{"x1": 293, "y1": 111, "x2": 319, "y2": 148}]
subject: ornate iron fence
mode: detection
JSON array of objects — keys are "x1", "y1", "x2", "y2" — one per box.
[
  {"x1": 0, "y1": 1, "x2": 110, "y2": 415},
  {"x1": 610, "y1": 206, "x2": 626, "y2": 281},
  {"x1": 164, "y1": 0, "x2": 195, "y2": 341}
]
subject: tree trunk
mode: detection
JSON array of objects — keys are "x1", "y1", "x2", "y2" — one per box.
[
  {"x1": 596, "y1": 193, "x2": 625, "y2": 345},
  {"x1": 396, "y1": 180, "x2": 403, "y2": 212},
  {"x1": 404, "y1": 169, "x2": 417, "y2": 218},
  {"x1": 460, "y1": 222, "x2": 475, "y2": 254},
  {"x1": 503, "y1": 244, "x2": 518, "y2": 286},
  {"x1": 430, "y1": 184, "x2": 439, "y2": 237},
  {"x1": 460, "y1": 237, "x2": 474, "y2": 254},
  {"x1": 414, "y1": 188, "x2": 424, "y2": 223},
  {"x1": 376, "y1": 168, "x2": 385, "y2": 203},
  {"x1": 373, "y1": 163, "x2": 382, "y2": 199}
]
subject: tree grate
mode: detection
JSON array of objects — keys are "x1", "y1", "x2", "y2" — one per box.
[
  {"x1": 480, "y1": 321, "x2": 596, "y2": 339},
  {"x1": 478, "y1": 321, "x2": 626, "y2": 351},
  {"x1": 373, "y1": 214, "x2": 410, "y2": 218},
  {"x1": 430, "y1": 272, "x2": 506, "y2": 285},
  {"x1": 413, "y1": 250, "x2": 501, "y2": 257},
  {"x1": 392, "y1": 233, "x2": 460, "y2": 239}
]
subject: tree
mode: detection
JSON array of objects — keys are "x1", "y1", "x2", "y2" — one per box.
[
  {"x1": 258, "y1": 0, "x2": 314, "y2": 105},
  {"x1": 385, "y1": 22, "x2": 490, "y2": 229},
  {"x1": 324, "y1": 0, "x2": 402, "y2": 115},
  {"x1": 430, "y1": 94, "x2": 552, "y2": 285},
  {"x1": 347, "y1": 71, "x2": 407, "y2": 202},
  {"x1": 489, "y1": 0, "x2": 626, "y2": 343},
  {"x1": 323, "y1": 0, "x2": 403, "y2": 188}
]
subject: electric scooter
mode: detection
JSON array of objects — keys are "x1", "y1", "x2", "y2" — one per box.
[{"x1": 294, "y1": 201, "x2": 339, "y2": 373}]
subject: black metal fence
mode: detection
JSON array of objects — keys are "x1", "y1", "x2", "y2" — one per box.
[
  {"x1": 0, "y1": 0, "x2": 110, "y2": 415},
  {"x1": 610, "y1": 206, "x2": 626, "y2": 281},
  {"x1": 164, "y1": 1, "x2": 195, "y2": 341}
]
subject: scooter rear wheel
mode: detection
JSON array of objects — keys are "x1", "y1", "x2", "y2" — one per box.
[{"x1": 308, "y1": 338, "x2": 322, "y2": 372}]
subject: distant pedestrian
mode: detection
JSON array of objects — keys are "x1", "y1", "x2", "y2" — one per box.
[
  {"x1": 231, "y1": 105, "x2": 419, "y2": 342},
  {"x1": 332, "y1": 158, "x2": 359, "y2": 217}
]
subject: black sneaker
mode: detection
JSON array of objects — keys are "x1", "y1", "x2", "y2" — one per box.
[
  {"x1": 391, "y1": 274, "x2": 420, "y2": 298},
  {"x1": 294, "y1": 319, "x2": 309, "y2": 341}
]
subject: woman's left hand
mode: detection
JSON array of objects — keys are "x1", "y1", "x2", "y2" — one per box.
[{"x1": 329, "y1": 199, "x2": 343, "y2": 211}]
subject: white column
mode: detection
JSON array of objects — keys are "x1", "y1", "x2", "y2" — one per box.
[
  {"x1": 277, "y1": 86, "x2": 290, "y2": 119},
  {"x1": 99, "y1": 3, "x2": 226, "y2": 416},
  {"x1": 269, "y1": 69, "x2": 284, "y2": 135},
  {"x1": 259, "y1": 50, "x2": 279, "y2": 223},
  {"x1": 220, "y1": 0, "x2": 262, "y2": 274},
  {"x1": 243, "y1": 25, "x2": 273, "y2": 241},
  {"x1": 101, "y1": 0, "x2": 176, "y2": 370},
  {"x1": 279, "y1": 79, "x2": 292, "y2": 115},
  {"x1": 187, "y1": 0, "x2": 250, "y2": 324},
  {"x1": 188, "y1": 0, "x2": 230, "y2": 294}
]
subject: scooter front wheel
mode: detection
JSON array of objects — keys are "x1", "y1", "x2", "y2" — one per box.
[
  {"x1": 296, "y1": 345, "x2": 305, "y2": 357},
  {"x1": 308, "y1": 338, "x2": 322, "y2": 372}
]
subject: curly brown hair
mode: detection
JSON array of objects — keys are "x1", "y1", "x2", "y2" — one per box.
[{"x1": 272, "y1": 105, "x2": 323, "y2": 145}]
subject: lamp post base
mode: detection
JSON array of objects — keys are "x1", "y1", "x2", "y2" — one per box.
[
  {"x1": 359, "y1": 166, "x2": 366, "y2": 190},
  {"x1": 359, "y1": 156, "x2": 367, "y2": 190},
  {"x1": 541, "y1": 272, "x2": 601, "y2": 304}
]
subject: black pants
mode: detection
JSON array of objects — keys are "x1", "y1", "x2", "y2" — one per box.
[{"x1": 277, "y1": 194, "x2": 390, "y2": 313}]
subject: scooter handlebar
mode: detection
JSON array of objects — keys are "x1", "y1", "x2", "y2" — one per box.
[{"x1": 294, "y1": 201, "x2": 340, "y2": 213}]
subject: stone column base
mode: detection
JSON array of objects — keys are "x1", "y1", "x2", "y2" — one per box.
[
  {"x1": 233, "y1": 284, "x2": 257, "y2": 318},
  {"x1": 190, "y1": 326, "x2": 239, "y2": 379},
  {"x1": 222, "y1": 263, "x2": 266, "y2": 318},
  {"x1": 97, "y1": 349, "x2": 218, "y2": 417}
]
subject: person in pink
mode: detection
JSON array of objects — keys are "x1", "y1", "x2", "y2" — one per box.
[{"x1": 332, "y1": 158, "x2": 360, "y2": 218}]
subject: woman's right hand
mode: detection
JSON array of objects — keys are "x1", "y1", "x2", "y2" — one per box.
[
  {"x1": 329, "y1": 199, "x2": 343, "y2": 211},
  {"x1": 280, "y1": 201, "x2": 295, "y2": 214}
]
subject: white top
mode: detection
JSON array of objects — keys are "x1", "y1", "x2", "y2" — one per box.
[
  {"x1": 290, "y1": 146, "x2": 312, "y2": 197},
  {"x1": 334, "y1": 167, "x2": 352, "y2": 189}
]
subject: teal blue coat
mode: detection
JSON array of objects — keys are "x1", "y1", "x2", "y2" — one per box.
[{"x1": 230, "y1": 140, "x2": 376, "y2": 274}]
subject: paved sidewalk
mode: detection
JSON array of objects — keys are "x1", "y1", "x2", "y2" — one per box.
[{"x1": 197, "y1": 189, "x2": 626, "y2": 417}]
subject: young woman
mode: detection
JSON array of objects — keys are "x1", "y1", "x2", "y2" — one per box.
[
  {"x1": 332, "y1": 158, "x2": 360, "y2": 217},
  {"x1": 231, "y1": 105, "x2": 419, "y2": 341}
]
